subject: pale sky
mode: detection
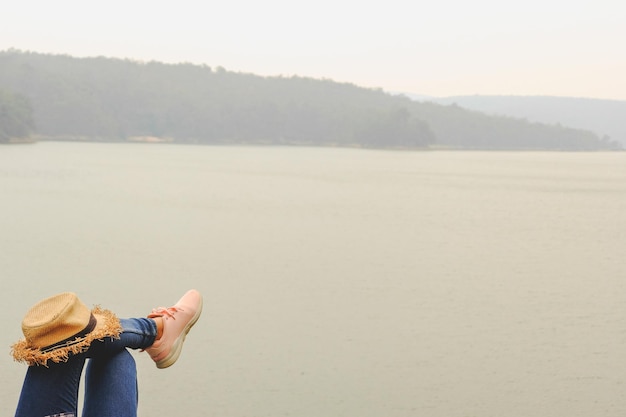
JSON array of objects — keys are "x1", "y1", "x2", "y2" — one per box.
[{"x1": 2, "y1": 0, "x2": 625, "y2": 100}]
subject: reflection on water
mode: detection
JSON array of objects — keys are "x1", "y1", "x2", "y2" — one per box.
[{"x1": 1, "y1": 143, "x2": 625, "y2": 417}]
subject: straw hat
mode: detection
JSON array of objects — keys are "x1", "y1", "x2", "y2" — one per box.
[{"x1": 11, "y1": 292, "x2": 122, "y2": 366}]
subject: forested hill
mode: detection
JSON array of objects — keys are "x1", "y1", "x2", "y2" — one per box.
[{"x1": 0, "y1": 50, "x2": 620, "y2": 150}]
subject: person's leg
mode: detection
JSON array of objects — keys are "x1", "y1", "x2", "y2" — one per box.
[
  {"x1": 13, "y1": 290, "x2": 201, "y2": 416},
  {"x1": 86, "y1": 318, "x2": 157, "y2": 358},
  {"x1": 13, "y1": 318, "x2": 155, "y2": 417},
  {"x1": 90, "y1": 289, "x2": 203, "y2": 369},
  {"x1": 83, "y1": 349, "x2": 138, "y2": 417},
  {"x1": 14, "y1": 355, "x2": 85, "y2": 417}
]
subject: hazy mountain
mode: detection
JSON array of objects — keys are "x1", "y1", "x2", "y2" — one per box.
[
  {"x1": 0, "y1": 50, "x2": 620, "y2": 150},
  {"x1": 423, "y1": 95, "x2": 626, "y2": 146}
]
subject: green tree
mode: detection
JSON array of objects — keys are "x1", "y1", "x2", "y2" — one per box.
[{"x1": 0, "y1": 88, "x2": 35, "y2": 142}]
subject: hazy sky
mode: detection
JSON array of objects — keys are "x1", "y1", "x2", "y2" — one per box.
[{"x1": 2, "y1": 0, "x2": 624, "y2": 100}]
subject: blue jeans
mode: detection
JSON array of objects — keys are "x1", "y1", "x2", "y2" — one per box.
[{"x1": 14, "y1": 318, "x2": 157, "y2": 417}]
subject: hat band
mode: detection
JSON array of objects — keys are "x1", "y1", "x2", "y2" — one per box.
[{"x1": 40, "y1": 313, "x2": 97, "y2": 353}]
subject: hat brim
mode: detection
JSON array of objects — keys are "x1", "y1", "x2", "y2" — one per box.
[{"x1": 11, "y1": 306, "x2": 122, "y2": 366}]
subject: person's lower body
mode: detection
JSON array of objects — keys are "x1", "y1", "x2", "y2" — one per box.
[
  {"x1": 14, "y1": 318, "x2": 156, "y2": 417},
  {"x1": 14, "y1": 289, "x2": 202, "y2": 417}
]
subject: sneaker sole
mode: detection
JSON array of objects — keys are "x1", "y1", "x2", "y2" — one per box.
[{"x1": 156, "y1": 295, "x2": 203, "y2": 369}]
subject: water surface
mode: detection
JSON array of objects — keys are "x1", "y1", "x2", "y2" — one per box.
[{"x1": 1, "y1": 143, "x2": 625, "y2": 416}]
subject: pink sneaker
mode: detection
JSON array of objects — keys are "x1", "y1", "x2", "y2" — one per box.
[{"x1": 145, "y1": 289, "x2": 203, "y2": 369}]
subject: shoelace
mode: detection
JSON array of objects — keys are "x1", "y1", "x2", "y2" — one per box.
[
  {"x1": 142, "y1": 306, "x2": 184, "y2": 353},
  {"x1": 148, "y1": 306, "x2": 184, "y2": 320}
]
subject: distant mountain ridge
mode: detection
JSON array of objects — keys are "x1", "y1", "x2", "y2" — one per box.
[
  {"x1": 0, "y1": 50, "x2": 621, "y2": 150},
  {"x1": 421, "y1": 95, "x2": 626, "y2": 146}
]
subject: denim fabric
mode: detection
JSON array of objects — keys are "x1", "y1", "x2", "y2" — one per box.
[
  {"x1": 14, "y1": 318, "x2": 157, "y2": 417},
  {"x1": 83, "y1": 349, "x2": 138, "y2": 417}
]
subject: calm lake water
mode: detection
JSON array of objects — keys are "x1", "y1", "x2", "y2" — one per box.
[{"x1": 1, "y1": 142, "x2": 625, "y2": 417}]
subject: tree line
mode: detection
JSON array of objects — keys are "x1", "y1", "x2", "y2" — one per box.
[{"x1": 0, "y1": 49, "x2": 619, "y2": 150}]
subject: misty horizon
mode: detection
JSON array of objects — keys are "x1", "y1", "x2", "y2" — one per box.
[{"x1": 2, "y1": 0, "x2": 624, "y2": 100}]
